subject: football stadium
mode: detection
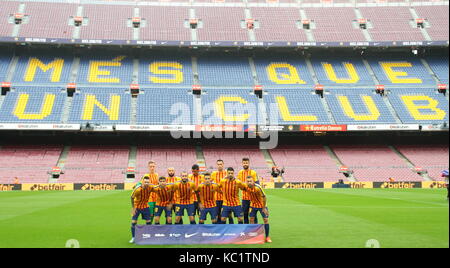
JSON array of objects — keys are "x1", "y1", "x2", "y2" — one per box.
[{"x1": 0, "y1": 0, "x2": 448, "y2": 250}]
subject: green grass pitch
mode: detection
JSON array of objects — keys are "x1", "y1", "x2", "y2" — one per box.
[{"x1": 0, "y1": 189, "x2": 448, "y2": 248}]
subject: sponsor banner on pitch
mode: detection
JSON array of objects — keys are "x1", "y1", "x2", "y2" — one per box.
[
  {"x1": 373, "y1": 181, "x2": 422, "y2": 189},
  {"x1": 135, "y1": 224, "x2": 265, "y2": 245},
  {"x1": 74, "y1": 183, "x2": 125, "y2": 191},
  {"x1": 422, "y1": 181, "x2": 448, "y2": 189},
  {"x1": 0, "y1": 184, "x2": 22, "y2": 191},
  {"x1": 323, "y1": 182, "x2": 374, "y2": 189},
  {"x1": 21, "y1": 183, "x2": 74, "y2": 191},
  {"x1": 275, "y1": 182, "x2": 324, "y2": 189}
]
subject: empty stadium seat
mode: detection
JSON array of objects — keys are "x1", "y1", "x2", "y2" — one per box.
[
  {"x1": 197, "y1": 55, "x2": 254, "y2": 87},
  {"x1": 264, "y1": 89, "x2": 331, "y2": 125},
  {"x1": 58, "y1": 145, "x2": 130, "y2": 183},
  {"x1": 68, "y1": 91, "x2": 132, "y2": 125},
  {"x1": 0, "y1": 53, "x2": 12, "y2": 82},
  {"x1": 254, "y1": 55, "x2": 314, "y2": 88},
  {"x1": 136, "y1": 88, "x2": 196, "y2": 125},
  {"x1": 139, "y1": 6, "x2": 191, "y2": 41},
  {"x1": 138, "y1": 54, "x2": 194, "y2": 87},
  {"x1": 77, "y1": 54, "x2": 134, "y2": 85},
  {"x1": 396, "y1": 145, "x2": 449, "y2": 181},
  {"x1": 426, "y1": 56, "x2": 449, "y2": 84},
  {"x1": 135, "y1": 145, "x2": 198, "y2": 179},
  {"x1": 0, "y1": 87, "x2": 66, "y2": 123},
  {"x1": 12, "y1": 53, "x2": 73, "y2": 85},
  {"x1": 332, "y1": 145, "x2": 424, "y2": 182},
  {"x1": 311, "y1": 57, "x2": 374, "y2": 86},
  {"x1": 0, "y1": 1, "x2": 19, "y2": 38},
  {"x1": 80, "y1": 5, "x2": 134, "y2": 40},
  {"x1": 0, "y1": 145, "x2": 62, "y2": 184},
  {"x1": 19, "y1": 2, "x2": 76, "y2": 39},
  {"x1": 270, "y1": 145, "x2": 343, "y2": 182},
  {"x1": 325, "y1": 89, "x2": 398, "y2": 124},
  {"x1": 368, "y1": 55, "x2": 435, "y2": 86},
  {"x1": 201, "y1": 89, "x2": 261, "y2": 125},
  {"x1": 387, "y1": 88, "x2": 449, "y2": 124}
]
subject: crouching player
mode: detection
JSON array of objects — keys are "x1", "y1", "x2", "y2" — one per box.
[
  {"x1": 150, "y1": 177, "x2": 175, "y2": 225},
  {"x1": 172, "y1": 172, "x2": 198, "y2": 225},
  {"x1": 244, "y1": 176, "x2": 272, "y2": 243},
  {"x1": 130, "y1": 177, "x2": 153, "y2": 243},
  {"x1": 196, "y1": 173, "x2": 220, "y2": 224}
]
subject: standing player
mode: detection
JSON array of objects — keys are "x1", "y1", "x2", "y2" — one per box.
[
  {"x1": 212, "y1": 160, "x2": 234, "y2": 224},
  {"x1": 196, "y1": 173, "x2": 220, "y2": 224},
  {"x1": 130, "y1": 177, "x2": 153, "y2": 244},
  {"x1": 140, "y1": 161, "x2": 159, "y2": 224},
  {"x1": 172, "y1": 172, "x2": 198, "y2": 225},
  {"x1": 166, "y1": 167, "x2": 181, "y2": 224},
  {"x1": 150, "y1": 177, "x2": 175, "y2": 225},
  {"x1": 189, "y1": 164, "x2": 204, "y2": 218},
  {"x1": 218, "y1": 167, "x2": 247, "y2": 224},
  {"x1": 238, "y1": 158, "x2": 259, "y2": 224},
  {"x1": 244, "y1": 176, "x2": 272, "y2": 243}
]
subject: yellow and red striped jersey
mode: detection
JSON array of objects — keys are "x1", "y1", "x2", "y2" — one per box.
[
  {"x1": 219, "y1": 178, "x2": 247, "y2": 207},
  {"x1": 189, "y1": 174, "x2": 204, "y2": 201},
  {"x1": 238, "y1": 169, "x2": 258, "y2": 201},
  {"x1": 142, "y1": 173, "x2": 159, "y2": 202},
  {"x1": 166, "y1": 176, "x2": 181, "y2": 202},
  {"x1": 197, "y1": 183, "x2": 220, "y2": 208},
  {"x1": 150, "y1": 184, "x2": 175, "y2": 207},
  {"x1": 211, "y1": 170, "x2": 227, "y2": 201},
  {"x1": 131, "y1": 186, "x2": 153, "y2": 209},
  {"x1": 173, "y1": 181, "x2": 197, "y2": 205},
  {"x1": 244, "y1": 185, "x2": 266, "y2": 209}
]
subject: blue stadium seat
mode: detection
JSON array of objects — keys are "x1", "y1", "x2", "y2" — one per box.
[
  {"x1": 197, "y1": 55, "x2": 254, "y2": 87},
  {"x1": 12, "y1": 54, "x2": 73, "y2": 85},
  {"x1": 0, "y1": 53, "x2": 12, "y2": 82},
  {"x1": 311, "y1": 57, "x2": 374, "y2": 86},
  {"x1": 254, "y1": 56, "x2": 314, "y2": 88},
  {"x1": 388, "y1": 89, "x2": 449, "y2": 124},
  {"x1": 0, "y1": 87, "x2": 66, "y2": 123},
  {"x1": 201, "y1": 89, "x2": 261, "y2": 125},
  {"x1": 68, "y1": 91, "x2": 132, "y2": 124},
  {"x1": 136, "y1": 88, "x2": 196, "y2": 125},
  {"x1": 368, "y1": 55, "x2": 435, "y2": 86},
  {"x1": 325, "y1": 89, "x2": 397, "y2": 124},
  {"x1": 138, "y1": 54, "x2": 194, "y2": 87},
  {"x1": 426, "y1": 56, "x2": 449, "y2": 84},
  {"x1": 77, "y1": 54, "x2": 133, "y2": 85},
  {"x1": 264, "y1": 89, "x2": 331, "y2": 125}
]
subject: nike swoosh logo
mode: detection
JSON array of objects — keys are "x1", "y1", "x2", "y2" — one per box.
[{"x1": 185, "y1": 233, "x2": 198, "y2": 238}]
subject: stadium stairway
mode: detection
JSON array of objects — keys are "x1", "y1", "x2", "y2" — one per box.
[
  {"x1": 50, "y1": 145, "x2": 71, "y2": 183},
  {"x1": 195, "y1": 145, "x2": 207, "y2": 171},
  {"x1": 389, "y1": 145, "x2": 433, "y2": 181},
  {"x1": 409, "y1": 7, "x2": 432, "y2": 42},
  {"x1": 354, "y1": 8, "x2": 373, "y2": 42},
  {"x1": 126, "y1": 145, "x2": 138, "y2": 183},
  {"x1": 299, "y1": 9, "x2": 315, "y2": 42},
  {"x1": 324, "y1": 145, "x2": 357, "y2": 182}
]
